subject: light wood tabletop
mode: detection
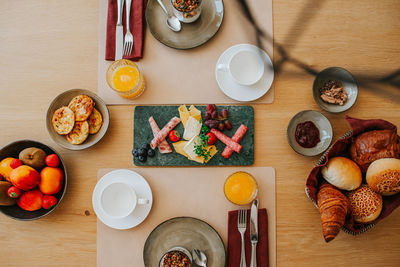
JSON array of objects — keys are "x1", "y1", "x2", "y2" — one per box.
[{"x1": 1, "y1": 0, "x2": 399, "y2": 266}]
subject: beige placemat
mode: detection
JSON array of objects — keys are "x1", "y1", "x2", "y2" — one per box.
[
  {"x1": 97, "y1": 167, "x2": 276, "y2": 267},
  {"x1": 97, "y1": 0, "x2": 274, "y2": 105}
]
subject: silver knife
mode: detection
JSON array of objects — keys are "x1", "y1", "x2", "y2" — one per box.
[
  {"x1": 115, "y1": 0, "x2": 125, "y2": 60},
  {"x1": 250, "y1": 199, "x2": 259, "y2": 267}
]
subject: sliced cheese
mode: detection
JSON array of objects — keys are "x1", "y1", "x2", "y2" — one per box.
[
  {"x1": 183, "y1": 116, "x2": 202, "y2": 140},
  {"x1": 189, "y1": 105, "x2": 202, "y2": 121},
  {"x1": 183, "y1": 136, "x2": 204, "y2": 163},
  {"x1": 178, "y1": 105, "x2": 190, "y2": 128},
  {"x1": 205, "y1": 145, "x2": 218, "y2": 163},
  {"x1": 173, "y1": 141, "x2": 189, "y2": 158}
]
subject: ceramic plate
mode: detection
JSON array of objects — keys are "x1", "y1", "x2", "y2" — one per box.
[
  {"x1": 215, "y1": 44, "x2": 274, "y2": 102},
  {"x1": 146, "y1": 0, "x2": 224, "y2": 49},
  {"x1": 143, "y1": 217, "x2": 226, "y2": 266},
  {"x1": 313, "y1": 67, "x2": 358, "y2": 113},
  {"x1": 46, "y1": 89, "x2": 110, "y2": 150},
  {"x1": 92, "y1": 169, "x2": 153, "y2": 230},
  {"x1": 287, "y1": 110, "x2": 333, "y2": 156}
]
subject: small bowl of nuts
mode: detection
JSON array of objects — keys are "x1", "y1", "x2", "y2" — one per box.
[
  {"x1": 159, "y1": 247, "x2": 192, "y2": 267},
  {"x1": 171, "y1": 0, "x2": 202, "y2": 23},
  {"x1": 312, "y1": 67, "x2": 358, "y2": 113}
]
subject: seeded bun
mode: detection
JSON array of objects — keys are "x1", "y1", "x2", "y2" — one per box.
[
  {"x1": 366, "y1": 158, "x2": 400, "y2": 196},
  {"x1": 347, "y1": 185, "x2": 383, "y2": 223},
  {"x1": 321, "y1": 157, "x2": 362, "y2": 191}
]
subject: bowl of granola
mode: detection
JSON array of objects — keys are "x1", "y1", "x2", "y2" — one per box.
[
  {"x1": 171, "y1": 0, "x2": 202, "y2": 23},
  {"x1": 312, "y1": 67, "x2": 358, "y2": 113},
  {"x1": 159, "y1": 247, "x2": 192, "y2": 267}
]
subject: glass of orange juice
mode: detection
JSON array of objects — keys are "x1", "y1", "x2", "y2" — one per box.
[
  {"x1": 224, "y1": 172, "x2": 258, "y2": 205},
  {"x1": 106, "y1": 59, "x2": 146, "y2": 99}
]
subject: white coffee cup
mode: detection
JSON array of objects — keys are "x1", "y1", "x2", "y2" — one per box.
[
  {"x1": 217, "y1": 49, "x2": 264, "y2": 86},
  {"x1": 100, "y1": 182, "x2": 149, "y2": 219}
]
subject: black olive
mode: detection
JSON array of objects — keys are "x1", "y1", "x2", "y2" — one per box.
[
  {"x1": 141, "y1": 143, "x2": 150, "y2": 150},
  {"x1": 138, "y1": 155, "x2": 147, "y2": 162},
  {"x1": 132, "y1": 148, "x2": 138, "y2": 157},
  {"x1": 138, "y1": 148, "x2": 147, "y2": 157},
  {"x1": 147, "y1": 148, "x2": 155, "y2": 157}
]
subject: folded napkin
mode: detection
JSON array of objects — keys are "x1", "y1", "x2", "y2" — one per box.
[
  {"x1": 105, "y1": 0, "x2": 146, "y2": 61},
  {"x1": 228, "y1": 209, "x2": 269, "y2": 267}
]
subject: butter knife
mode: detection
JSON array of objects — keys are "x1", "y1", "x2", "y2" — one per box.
[
  {"x1": 250, "y1": 199, "x2": 259, "y2": 267},
  {"x1": 115, "y1": 0, "x2": 125, "y2": 60}
]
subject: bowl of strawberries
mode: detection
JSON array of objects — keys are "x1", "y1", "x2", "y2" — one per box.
[{"x1": 0, "y1": 140, "x2": 67, "y2": 220}]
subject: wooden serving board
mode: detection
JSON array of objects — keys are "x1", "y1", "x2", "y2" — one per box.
[{"x1": 133, "y1": 105, "x2": 254, "y2": 166}]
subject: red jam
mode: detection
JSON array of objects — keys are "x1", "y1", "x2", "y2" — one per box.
[{"x1": 295, "y1": 121, "x2": 320, "y2": 148}]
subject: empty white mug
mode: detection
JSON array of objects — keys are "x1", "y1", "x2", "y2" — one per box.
[
  {"x1": 100, "y1": 182, "x2": 149, "y2": 219},
  {"x1": 217, "y1": 49, "x2": 264, "y2": 86}
]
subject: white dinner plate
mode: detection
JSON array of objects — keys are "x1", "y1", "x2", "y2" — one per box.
[
  {"x1": 215, "y1": 44, "x2": 274, "y2": 102},
  {"x1": 92, "y1": 169, "x2": 153, "y2": 230}
]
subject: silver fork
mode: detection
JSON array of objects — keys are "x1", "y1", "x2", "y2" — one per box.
[
  {"x1": 238, "y1": 208, "x2": 247, "y2": 267},
  {"x1": 123, "y1": 0, "x2": 134, "y2": 56}
]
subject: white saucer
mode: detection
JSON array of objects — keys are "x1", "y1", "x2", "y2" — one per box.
[
  {"x1": 215, "y1": 44, "x2": 274, "y2": 102},
  {"x1": 92, "y1": 169, "x2": 153, "y2": 230}
]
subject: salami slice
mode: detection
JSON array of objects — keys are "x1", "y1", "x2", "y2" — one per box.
[
  {"x1": 210, "y1": 128, "x2": 242, "y2": 153},
  {"x1": 148, "y1": 117, "x2": 172, "y2": 154},
  {"x1": 221, "y1": 124, "x2": 248, "y2": 159},
  {"x1": 150, "y1": 117, "x2": 181, "y2": 149}
]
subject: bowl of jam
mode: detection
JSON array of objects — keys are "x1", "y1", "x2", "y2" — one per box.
[{"x1": 287, "y1": 110, "x2": 333, "y2": 156}]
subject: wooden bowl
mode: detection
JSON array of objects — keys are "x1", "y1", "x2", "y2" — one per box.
[
  {"x1": 0, "y1": 140, "x2": 67, "y2": 220},
  {"x1": 46, "y1": 89, "x2": 110, "y2": 150}
]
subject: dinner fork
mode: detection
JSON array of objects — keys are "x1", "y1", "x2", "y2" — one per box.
[
  {"x1": 238, "y1": 208, "x2": 247, "y2": 267},
  {"x1": 123, "y1": 0, "x2": 134, "y2": 56}
]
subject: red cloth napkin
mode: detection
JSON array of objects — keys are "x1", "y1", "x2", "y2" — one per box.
[
  {"x1": 306, "y1": 116, "x2": 400, "y2": 233},
  {"x1": 105, "y1": 0, "x2": 146, "y2": 61},
  {"x1": 227, "y1": 209, "x2": 269, "y2": 267}
]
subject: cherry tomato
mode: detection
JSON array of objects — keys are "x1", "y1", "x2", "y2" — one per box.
[
  {"x1": 45, "y1": 154, "x2": 60, "y2": 167},
  {"x1": 7, "y1": 186, "x2": 22, "y2": 198},
  {"x1": 10, "y1": 159, "x2": 22, "y2": 169},
  {"x1": 206, "y1": 132, "x2": 216, "y2": 145},
  {"x1": 42, "y1": 195, "x2": 58, "y2": 210},
  {"x1": 169, "y1": 130, "x2": 180, "y2": 142}
]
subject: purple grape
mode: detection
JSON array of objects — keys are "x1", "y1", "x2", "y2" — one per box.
[
  {"x1": 211, "y1": 111, "x2": 218, "y2": 119},
  {"x1": 204, "y1": 112, "x2": 211, "y2": 121},
  {"x1": 206, "y1": 104, "x2": 216, "y2": 113},
  {"x1": 218, "y1": 122, "x2": 225, "y2": 131},
  {"x1": 224, "y1": 120, "x2": 232, "y2": 130},
  {"x1": 205, "y1": 120, "x2": 219, "y2": 129},
  {"x1": 221, "y1": 109, "x2": 228, "y2": 119}
]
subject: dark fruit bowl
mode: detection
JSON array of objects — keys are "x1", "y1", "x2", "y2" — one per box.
[{"x1": 0, "y1": 140, "x2": 67, "y2": 220}]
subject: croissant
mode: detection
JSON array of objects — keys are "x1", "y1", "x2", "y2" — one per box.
[{"x1": 317, "y1": 183, "x2": 350, "y2": 242}]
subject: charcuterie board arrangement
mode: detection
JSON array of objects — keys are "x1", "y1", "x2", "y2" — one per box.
[{"x1": 133, "y1": 105, "x2": 254, "y2": 166}]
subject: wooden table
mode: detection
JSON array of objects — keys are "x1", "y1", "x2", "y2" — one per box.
[{"x1": 1, "y1": 0, "x2": 399, "y2": 266}]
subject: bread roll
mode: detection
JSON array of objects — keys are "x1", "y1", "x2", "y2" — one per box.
[
  {"x1": 350, "y1": 129, "x2": 400, "y2": 172},
  {"x1": 321, "y1": 157, "x2": 362, "y2": 190},
  {"x1": 366, "y1": 158, "x2": 400, "y2": 196},
  {"x1": 346, "y1": 185, "x2": 382, "y2": 223}
]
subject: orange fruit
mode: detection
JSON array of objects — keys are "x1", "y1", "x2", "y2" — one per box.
[
  {"x1": 0, "y1": 157, "x2": 16, "y2": 181},
  {"x1": 39, "y1": 167, "x2": 63, "y2": 195}
]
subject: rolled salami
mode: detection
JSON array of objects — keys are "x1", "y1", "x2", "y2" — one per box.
[
  {"x1": 210, "y1": 128, "x2": 242, "y2": 153},
  {"x1": 150, "y1": 116, "x2": 181, "y2": 149},
  {"x1": 148, "y1": 117, "x2": 172, "y2": 154},
  {"x1": 221, "y1": 124, "x2": 248, "y2": 158}
]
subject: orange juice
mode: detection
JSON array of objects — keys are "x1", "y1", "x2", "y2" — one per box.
[
  {"x1": 224, "y1": 172, "x2": 258, "y2": 205},
  {"x1": 106, "y1": 59, "x2": 145, "y2": 99}
]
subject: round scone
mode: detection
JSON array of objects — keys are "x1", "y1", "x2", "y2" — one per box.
[
  {"x1": 346, "y1": 185, "x2": 383, "y2": 223},
  {"x1": 66, "y1": 121, "x2": 89, "y2": 145},
  {"x1": 52, "y1": 106, "x2": 75, "y2": 135},
  {"x1": 321, "y1": 157, "x2": 362, "y2": 190},
  {"x1": 88, "y1": 108, "x2": 103, "y2": 134},
  {"x1": 68, "y1": 95, "x2": 94, "y2": 122},
  {"x1": 366, "y1": 158, "x2": 400, "y2": 196}
]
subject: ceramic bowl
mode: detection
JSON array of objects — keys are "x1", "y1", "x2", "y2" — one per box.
[
  {"x1": 313, "y1": 67, "x2": 358, "y2": 113},
  {"x1": 159, "y1": 247, "x2": 193, "y2": 267},
  {"x1": 46, "y1": 89, "x2": 110, "y2": 150},
  {"x1": 287, "y1": 110, "x2": 333, "y2": 156},
  {"x1": 0, "y1": 140, "x2": 67, "y2": 220}
]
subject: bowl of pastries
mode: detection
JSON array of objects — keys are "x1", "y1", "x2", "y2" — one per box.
[
  {"x1": 306, "y1": 116, "x2": 400, "y2": 242},
  {"x1": 46, "y1": 89, "x2": 110, "y2": 150}
]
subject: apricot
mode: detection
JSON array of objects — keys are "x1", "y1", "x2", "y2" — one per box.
[
  {"x1": 39, "y1": 167, "x2": 63, "y2": 195},
  {"x1": 0, "y1": 157, "x2": 16, "y2": 182},
  {"x1": 10, "y1": 165, "x2": 40, "y2": 191},
  {"x1": 17, "y1": 189, "x2": 43, "y2": 211}
]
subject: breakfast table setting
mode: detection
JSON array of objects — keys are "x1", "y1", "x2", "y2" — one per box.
[{"x1": 1, "y1": 0, "x2": 400, "y2": 266}]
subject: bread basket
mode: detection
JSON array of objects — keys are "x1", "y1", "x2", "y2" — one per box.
[{"x1": 305, "y1": 116, "x2": 400, "y2": 235}]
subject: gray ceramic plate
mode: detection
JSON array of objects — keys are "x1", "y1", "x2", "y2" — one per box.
[
  {"x1": 0, "y1": 140, "x2": 67, "y2": 220},
  {"x1": 143, "y1": 217, "x2": 226, "y2": 266},
  {"x1": 146, "y1": 0, "x2": 224, "y2": 49},
  {"x1": 46, "y1": 89, "x2": 110, "y2": 150},
  {"x1": 313, "y1": 67, "x2": 358, "y2": 113},
  {"x1": 287, "y1": 110, "x2": 333, "y2": 156}
]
